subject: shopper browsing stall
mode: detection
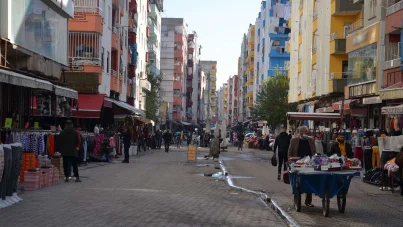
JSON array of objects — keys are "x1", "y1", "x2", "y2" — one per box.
[
  {"x1": 273, "y1": 125, "x2": 291, "y2": 180},
  {"x1": 329, "y1": 131, "x2": 353, "y2": 159},
  {"x1": 59, "y1": 120, "x2": 81, "y2": 182}
]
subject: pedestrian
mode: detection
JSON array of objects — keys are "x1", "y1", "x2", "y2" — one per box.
[
  {"x1": 273, "y1": 125, "x2": 291, "y2": 180},
  {"x1": 329, "y1": 130, "x2": 353, "y2": 158},
  {"x1": 288, "y1": 125, "x2": 316, "y2": 207},
  {"x1": 180, "y1": 131, "x2": 184, "y2": 147},
  {"x1": 237, "y1": 132, "x2": 245, "y2": 151},
  {"x1": 59, "y1": 120, "x2": 81, "y2": 182},
  {"x1": 163, "y1": 130, "x2": 172, "y2": 152},
  {"x1": 314, "y1": 132, "x2": 327, "y2": 155},
  {"x1": 122, "y1": 127, "x2": 132, "y2": 163},
  {"x1": 176, "y1": 133, "x2": 181, "y2": 148},
  {"x1": 155, "y1": 130, "x2": 161, "y2": 149}
]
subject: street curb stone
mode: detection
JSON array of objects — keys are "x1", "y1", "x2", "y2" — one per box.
[{"x1": 219, "y1": 159, "x2": 300, "y2": 227}]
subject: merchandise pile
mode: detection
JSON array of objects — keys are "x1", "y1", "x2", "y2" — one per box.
[{"x1": 290, "y1": 154, "x2": 362, "y2": 171}]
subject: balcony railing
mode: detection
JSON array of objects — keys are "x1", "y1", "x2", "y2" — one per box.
[
  {"x1": 112, "y1": 26, "x2": 119, "y2": 35},
  {"x1": 384, "y1": 58, "x2": 401, "y2": 70},
  {"x1": 111, "y1": 69, "x2": 118, "y2": 77},
  {"x1": 347, "y1": 19, "x2": 363, "y2": 34},
  {"x1": 74, "y1": 0, "x2": 103, "y2": 19},
  {"x1": 68, "y1": 32, "x2": 101, "y2": 63},
  {"x1": 385, "y1": 42, "x2": 401, "y2": 61},
  {"x1": 330, "y1": 32, "x2": 345, "y2": 41},
  {"x1": 387, "y1": 0, "x2": 403, "y2": 16}
]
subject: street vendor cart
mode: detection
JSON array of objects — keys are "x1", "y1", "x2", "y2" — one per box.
[{"x1": 289, "y1": 168, "x2": 360, "y2": 217}]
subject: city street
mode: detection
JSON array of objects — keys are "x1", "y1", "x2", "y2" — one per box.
[
  {"x1": 220, "y1": 146, "x2": 403, "y2": 227},
  {"x1": 0, "y1": 147, "x2": 285, "y2": 227}
]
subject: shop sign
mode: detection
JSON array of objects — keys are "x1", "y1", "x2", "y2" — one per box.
[
  {"x1": 187, "y1": 145, "x2": 197, "y2": 161},
  {"x1": 380, "y1": 88, "x2": 403, "y2": 100},
  {"x1": 346, "y1": 23, "x2": 380, "y2": 53},
  {"x1": 348, "y1": 82, "x2": 376, "y2": 98}
]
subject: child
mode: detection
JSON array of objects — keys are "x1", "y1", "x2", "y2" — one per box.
[{"x1": 101, "y1": 138, "x2": 112, "y2": 163}]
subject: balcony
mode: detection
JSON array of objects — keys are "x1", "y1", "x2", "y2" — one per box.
[
  {"x1": 173, "y1": 97, "x2": 181, "y2": 105},
  {"x1": 147, "y1": 43, "x2": 158, "y2": 54},
  {"x1": 174, "y1": 49, "x2": 184, "y2": 59},
  {"x1": 129, "y1": 0, "x2": 137, "y2": 13},
  {"x1": 68, "y1": 32, "x2": 102, "y2": 72},
  {"x1": 186, "y1": 100, "x2": 193, "y2": 107},
  {"x1": 70, "y1": 0, "x2": 103, "y2": 34},
  {"x1": 328, "y1": 78, "x2": 347, "y2": 93},
  {"x1": 148, "y1": 4, "x2": 160, "y2": 21},
  {"x1": 187, "y1": 87, "x2": 193, "y2": 93},
  {"x1": 346, "y1": 19, "x2": 363, "y2": 35},
  {"x1": 387, "y1": 0, "x2": 403, "y2": 16},
  {"x1": 175, "y1": 34, "x2": 184, "y2": 45},
  {"x1": 110, "y1": 75, "x2": 119, "y2": 92},
  {"x1": 149, "y1": 64, "x2": 160, "y2": 76},
  {"x1": 173, "y1": 81, "x2": 181, "y2": 90},
  {"x1": 384, "y1": 42, "x2": 401, "y2": 70},
  {"x1": 140, "y1": 79, "x2": 151, "y2": 92},
  {"x1": 330, "y1": 32, "x2": 346, "y2": 54},
  {"x1": 331, "y1": 0, "x2": 361, "y2": 16},
  {"x1": 111, "y1": 26, "x2": 119, "y2": 50}
]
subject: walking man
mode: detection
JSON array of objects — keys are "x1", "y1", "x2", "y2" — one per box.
[
  {"x1": 273, "y1": 125, "x2": 291, "y2": 180},
  {"x1": 237, "y1": 132, "x2": 245, "y2": 151},
  {"x1": 59, "y1": 120, "x2": 81, "y2": 182},
  {"x1": 163, "y1": 130, "x2": 172, "y2": 152},
  {"x1": 122, "y1": 127, "x2": 132, "y2": 163},
  {"x1": 288, "y1": 125, "x2": 316, "y2": 207}
]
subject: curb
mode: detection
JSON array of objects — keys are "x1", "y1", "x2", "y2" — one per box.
[{"x1": 219, "y1": 160, "x2": 300, "y2": 227}]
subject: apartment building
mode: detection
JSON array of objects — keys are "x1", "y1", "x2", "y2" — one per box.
[
  {"x1": 254, "y1": 1, "x2": 291, "y2": 103},
  {"x1": 201, "y1": 60, "x2": 218, "y2": 125},
  {"x1": 147, "y1": 0, "x2": 163, "y2": 76},
  {"x1": 217, "y1": 85, "x2": 226, "y2": 124},
  {"x1": 187, "y1": 32, "x2": 202, "y2": 123},
  {"x1": 239, "y1": 35, "x2": 248, "y2": 123},
  {"x1": 161, "y1": 18, "x2": 188, "y2": 122},
  {"x1": 65, "y1": 0, "x2": 150, "y2": 113},
  {"x1": 245, "y1": 25, "x2": 255, "y2": 118},
  {"x1": 230, "y1": 75, "x2": 239, "y2": 127}
]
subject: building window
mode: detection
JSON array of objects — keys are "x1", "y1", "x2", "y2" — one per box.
[
  {"x1": 369, "y1": 0, "x2": 376, "y2": 18},
  {"x1": 101, "y1": 47, "x2": 104, "y2": 71},
  {"x1": 106, "y1": 51, "x2": 110, "y2": 73}
]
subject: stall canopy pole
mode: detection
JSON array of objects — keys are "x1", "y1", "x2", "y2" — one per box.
[{"x1": 339, "y1": 98, "x2": 345, "y2": 131}]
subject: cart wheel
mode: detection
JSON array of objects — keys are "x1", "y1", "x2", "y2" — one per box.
[
  {"x1": 322, "y1": 190, "x2": 330, "y2": 217},
  {"x1": 294, "y1": 183, "x2": 301, "y2": 212},
  {"x1": 337, "y1": 190, "x2": 346, "y2": 213}
]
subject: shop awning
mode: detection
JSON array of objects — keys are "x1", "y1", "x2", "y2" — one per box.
[
  {"x1": 287, "y1": 112, "x2": 342, "y2": 121},
  {"x1": 54, "y1": 85, "x2": 78, "y2": 99},
  {"x1": 0, "y1": 68, "x2": 53, "y2": 91},
  {"x1": 380, "y1": 82, "x2": 403, "y2": 100},
  {"x1": 315, "y1": 107, "x2": 334, "y2": 113},
  {"x1": 332, "y1": 99, "x2": 358, "y2": 110},
  {"x1": 72, "y1": 94, "x2": 106, "y2": 118},
  {"x1": 382, "y1": 104, "x2": 403, "y2": 115},
  {"x1": 362, "y1": 96, "x2": 382, "y2": 105},
  {"x1": 105, "y1": 97, "x2": 143, "y2": 116}
]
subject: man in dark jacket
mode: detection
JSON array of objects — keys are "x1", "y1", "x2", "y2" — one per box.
[
  {"x1": 155, "y1": 130, "x2": 161, "y2": 149},
  {"x1": 329, "y1": 131, "x2": 353, "y2": 158},
  {"x1": 59, "y1": 120, "x2": 81, "y2": 182},
  {"x1": 273, "y1": 125, "x2": 291, "y2": 180},
  {"x1": 122, "y1": 127, "x2": 132, "y2": 163},
  {"x1": 237, "y1": 132, "x2": 245, "y2": 151},
  {"x1": 163, "y1": 130, "x2": 172, "y2": 152}
]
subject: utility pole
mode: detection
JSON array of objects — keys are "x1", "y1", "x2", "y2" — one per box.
[{"x1": 206, "y1": 72, "x2": 211, "y2": 132}]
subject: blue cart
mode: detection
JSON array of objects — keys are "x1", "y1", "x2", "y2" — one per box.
[{"x1": 289, "y1": 169, "x2": 360, "y2": 217}]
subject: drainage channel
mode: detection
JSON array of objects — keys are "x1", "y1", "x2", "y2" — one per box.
[{"x1": 219, "y1": 160, "x2": 300, "y2": 227}]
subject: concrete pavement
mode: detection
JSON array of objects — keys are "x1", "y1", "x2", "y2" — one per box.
[
  {"x1": 220, "y1": 146, "x2": 403, "y2": 227},
  {"x1": 0, "y1": 147, "x2": 285, "y2": 227}
]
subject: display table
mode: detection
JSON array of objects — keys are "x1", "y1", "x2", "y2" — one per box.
[{"x1": 289, "y1": 168, "x2": 360, "y2": 217}]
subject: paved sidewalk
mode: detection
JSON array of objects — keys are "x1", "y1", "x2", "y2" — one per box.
[
  {"x1": 1, "y1": 147, "x2": 284, "y2": 227},
  {"x1": 221, "y1": 146, "x2": 403, "y2": 227}
]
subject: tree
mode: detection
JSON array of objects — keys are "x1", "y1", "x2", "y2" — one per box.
[
  {"x1": 145, "y1": 65, "x2": 162, "y2": 122},
  {"x1": 250, "y1": 71, "x2": 297, "y2": 127}
]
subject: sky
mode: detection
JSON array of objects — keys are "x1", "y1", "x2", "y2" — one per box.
[{"x1": 163, "y1": 0, "x2": 262, "y2": 88}]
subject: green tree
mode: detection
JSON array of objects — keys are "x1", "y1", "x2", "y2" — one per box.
[
  {"x1": 145, "y1": 65, "x2": 162, "y2": 122},
  {"x1": 251, "y1": 71, "x2": 297, "y2": 127}
]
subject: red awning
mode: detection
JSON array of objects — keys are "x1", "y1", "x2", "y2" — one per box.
[
  {"x1": 332, "y1": 99, "x2": 358, "y2": 110},
  {"x1": 287, "y1": 112, "x2": 342, "y2": 121},
  {"x1": 72, "y1": 94, "x2": 106, "y2": 118}
]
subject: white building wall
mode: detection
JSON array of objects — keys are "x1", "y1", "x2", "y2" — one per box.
[
  {"x1": 160, "y1": 28, "x2": 175, "y2": 113},
  {"x1": 288, "y1": 0, "x2": 301, "y2": 103},
  {"x1": 136, "y1": 0, "x2": 148, "y2": 110},
  {"x1": 99, "y1": 0, "x2": 112, "y2": 96},
  {"x1": 315, "y1": 1, "x2": 331, "y2": 97},
  {"x1": 119, "y1": 0, "x2": 129, "y2": 101},
  {"x1": 301, "y1": 0, "x2": 313, "y2": 100}
]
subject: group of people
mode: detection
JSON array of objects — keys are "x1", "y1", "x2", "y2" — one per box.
[{"x1": 272, "y1": 125, "x2": 354, "y2": 207}]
